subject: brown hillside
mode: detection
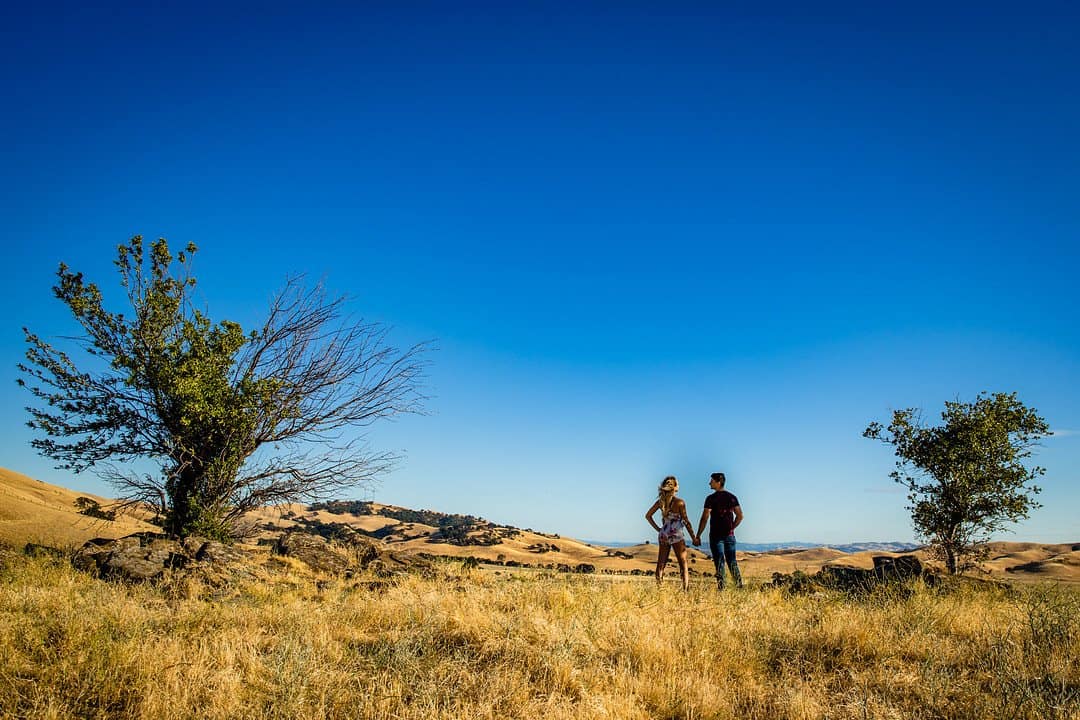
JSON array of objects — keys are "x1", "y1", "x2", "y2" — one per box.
[{"x1": 0, "y1": 467, "x2": 159, "y2": 548}]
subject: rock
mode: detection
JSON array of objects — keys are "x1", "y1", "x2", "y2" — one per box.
[
  {"x1": 72, "y1": 532, "x2": 259, "y2": 583},
  {"x1": 769, "y1": 554, "x2": 936, "y2": 594},
  {"x1": 181, "y1": 535, "x2": 210, "y2": 556},
  {"x1": 273, "y1": 531, "x2": 352, "y2": 574},
  {"x1": 73, "y1": 533, "x2": 187, "y2": 581},
  {"x1": 342, "y1": 535, "x2": 382, "y2": 566},
  {"x1": 272, "y1": 530, "x2": 432, "y2": 578},
  {"x1": 873, "y1": 554, "x2": 926, "y2": 583},
  {"x1": 364, "y1": 549, "x2": 436, "y2": 578},
  {"x1": 769, "y1": 570, "x2": 818, "y2": 593},
  {"x1": 818, "y1": 565, "x2": 876, "y2": 592},
  {"x1": 196, "y1": 541, "x2": 248, "y2": 565}
]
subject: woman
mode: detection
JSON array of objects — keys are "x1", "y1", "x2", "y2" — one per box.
[{"x1": 645, "y1": 475, "x2": 698, "y2": 591}]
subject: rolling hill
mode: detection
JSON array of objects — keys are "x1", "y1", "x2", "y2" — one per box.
[{"x1": 2, "y1": 467, "x2": 1076, "y2": 582}]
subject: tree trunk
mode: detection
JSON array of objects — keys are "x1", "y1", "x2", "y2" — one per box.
[
  {"x1": 944, "y1": 545, "x2": 957, "y2": 575},
  {"x1": 164, "y1": 465, "x2": 229, "y2": 540}
]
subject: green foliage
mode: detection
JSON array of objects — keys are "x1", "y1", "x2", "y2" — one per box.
[
  {"x1": 304, "y1": 499, "x2": 520, "y2": 546},
  {"x1": 20, "y1": 236, "x2": 426, "y2": 540},
  {"x1": 308, "y1": 499, "x2": 486, "y2": 529},
  {"x1": 864, "y1": 392, "x2": 1050, "y2": 573},
  {"x1": 74, "y1": 497, "x2": 117, "y2": 521},
  {"x1": 308, "y1": 499, "x2": 379, "y2": 516}
]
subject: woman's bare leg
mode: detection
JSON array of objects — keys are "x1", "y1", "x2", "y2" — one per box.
[
  {"x1": 655, "y1": 542, "x2": 671, "y2": 585},
  {"x1": 673, "y1": 541, "x2": 690, "y2": 591}
]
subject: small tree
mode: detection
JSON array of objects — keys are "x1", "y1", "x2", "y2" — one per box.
[
  {"x1": 19, "y1": 236, "x2": 427, "y2": 540},
  {"x1": 864, "y1": 392, "x2": 1050, "y2": 574}
]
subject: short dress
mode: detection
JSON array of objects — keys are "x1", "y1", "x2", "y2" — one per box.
[{"x1": 658, "y1": 510, "x2": 686, "y2": 545}]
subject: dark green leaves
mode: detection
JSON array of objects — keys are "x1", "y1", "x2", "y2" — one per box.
[
  {"x1": 20, "y1": 236, "x2": 427, "y2": 540},
  {"x1": 865, "y1": 392, "x2": 1050, "y2": 573}
]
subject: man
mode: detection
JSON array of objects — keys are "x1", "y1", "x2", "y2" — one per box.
[{"x1": 694, "y1": 472, "x2": 744, "y2": 589}]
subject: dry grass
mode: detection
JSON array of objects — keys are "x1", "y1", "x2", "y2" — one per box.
[{"x1": 1, "y1": 549, "x2": 1077, "y2": 720}]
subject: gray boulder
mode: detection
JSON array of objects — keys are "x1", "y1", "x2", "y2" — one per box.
[
  {"x1": 72, "y1": 533, "x2": 259, "y2": 583},
  {"x1": 73, "y1": 533, "x2": 187, "y2": 581},
  {"x1": 872, "y1": 554, "x2": 926, "y2": 582},
  {"x1": 273, "y1": 530, "x2": 436, "y2": 578},
  {"x1": 273, "y1": 531, "x2": 352, "y2": 574},
  {"x1": 770, "y1": 554, "x2": 936, "y2": 594}
]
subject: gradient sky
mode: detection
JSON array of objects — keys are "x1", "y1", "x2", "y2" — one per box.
[{"x1": 2, "y1": 2, "x2": 1078, "y2": 544}]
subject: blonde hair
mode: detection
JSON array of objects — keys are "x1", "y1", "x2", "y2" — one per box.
[{"x1": 658, "y1": 475, "x2": 679, "y2": 515}]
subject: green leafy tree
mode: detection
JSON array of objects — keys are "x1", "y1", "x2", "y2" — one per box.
[
  {"x1": 864, "y1": 392, "x2": 1050, "y2": 574},
  {"x1": 19, "y1": 236, "x2": 426, "y2": 540}
]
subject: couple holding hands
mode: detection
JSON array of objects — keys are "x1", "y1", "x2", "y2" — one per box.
[{"x1": 645, "y1": 472, "x2": 744, "y2": 591}]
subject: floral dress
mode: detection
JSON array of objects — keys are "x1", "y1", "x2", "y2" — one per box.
[{"x1": 658, "y1": 509, "x2": 685, "y2": 545}]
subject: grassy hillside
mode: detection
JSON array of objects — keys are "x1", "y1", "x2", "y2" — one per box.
[
  {"x1": 1, "y1": 547, "x2": 1077, "y2": 720},
  {"x1": 3, "y1": 467, "x2": 1078, "y2": 583},
  {"x1": 0, "y1": 468, "x2": 159, "y2": 548}
]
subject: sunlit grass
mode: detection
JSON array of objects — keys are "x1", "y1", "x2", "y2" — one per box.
[{"x1": 1, "y1": 549, "x2": 1077, "y2": 719}]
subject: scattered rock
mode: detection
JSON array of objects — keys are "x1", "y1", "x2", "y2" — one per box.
[
  {"x1": 196, "y1": 541, "x2": 249, "y2": 565},
  {"x1": 273, "y1": 529, "x2": 435, "y2": 578},
  {"x1": 273, "y1": 531, "x2": 352, "y2": 574},
  {"x1": 873, "y1": 554, "x2": 926, "y2": 582},
  {"x1": 67, "y1": 526, "x2": 440, "y2": 584},
  {"x1": 73, "y1": 533, "x2": 188, "y2": 582},
  {"x1": 768, "y1": 554, "x2": 937, "y2": 594}
]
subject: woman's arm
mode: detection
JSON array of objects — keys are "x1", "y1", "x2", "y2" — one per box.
[
  {"x1": 678, "y1": 500, "x2": 698, "y2": 544},
  {"x1": 645, "y1": 500, "x2": 662, "y2": 531}
]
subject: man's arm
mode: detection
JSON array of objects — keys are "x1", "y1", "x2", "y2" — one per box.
[
  {"x1": 732, "y1": 504, "x2": 744, "y2": 531},
  {"x1": 696, "y1": 507, "x2": 710, "y2": 544}
]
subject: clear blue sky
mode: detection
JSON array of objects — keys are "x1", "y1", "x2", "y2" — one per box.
[{"x1": 2, "y1": 2, "x2": 1077, "y2": 544}]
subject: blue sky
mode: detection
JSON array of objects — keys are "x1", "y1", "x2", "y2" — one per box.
[{"x1": 2, "y1": 1, "x2": 1077, "y2": 543}]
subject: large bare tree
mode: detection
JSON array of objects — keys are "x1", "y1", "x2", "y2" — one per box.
[{"x1": 19, "y1": 236, "x2": 427, "y2": 539}]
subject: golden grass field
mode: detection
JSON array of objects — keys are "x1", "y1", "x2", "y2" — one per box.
[
  {"x1": 2, "y1": 544, "x2": 1078, "y2": 720},
  {"x1": 1, "y1": 467, "x2": 1078, "y2": 719}
]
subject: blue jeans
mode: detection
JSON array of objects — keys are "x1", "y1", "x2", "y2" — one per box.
[{"x1": 710, "y1": 535, "x2": 742, "y2": 588}]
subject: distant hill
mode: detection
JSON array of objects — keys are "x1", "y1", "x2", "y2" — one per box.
[{"x1": 0, "y1": 467, "x2": 159, "y2": 547}]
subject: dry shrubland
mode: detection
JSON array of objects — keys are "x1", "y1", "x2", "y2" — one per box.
[{"x1": 1, "y1": 549, "x2": 1077, "y2": 720}]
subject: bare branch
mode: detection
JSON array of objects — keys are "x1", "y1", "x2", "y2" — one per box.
[{"x1": 19, "y1": 237, "x2": 429, "y2": 540}]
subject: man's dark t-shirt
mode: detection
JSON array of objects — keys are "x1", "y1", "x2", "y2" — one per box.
[{"x1": 704, "y1": 490, "x2": 740, "y2": 540}]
